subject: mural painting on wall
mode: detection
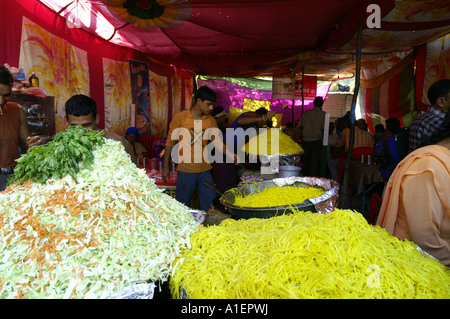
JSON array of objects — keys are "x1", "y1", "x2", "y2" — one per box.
[
  {"x1": 104, "y1": 58, "x2": 132, "y2": 136},
  {"x1": 129, "y1": 60, "x2": 151, "y2": 135},
  {"x1": 185, "y1": 79, "x2": 193, "y2": 112},
  {"x1": 148, "y1": 69, "x2": 168, "y2": 138},
  {"x1": 172, "y1": 72, "x2": 182, "y2": 116},
  {"x1": 19, "y1": 17, "x2": 90, "y2": 133}
]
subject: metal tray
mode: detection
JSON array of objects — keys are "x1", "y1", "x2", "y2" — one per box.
[{"x1": 220, "y1": 177, "x2": 339, "y2": 219}]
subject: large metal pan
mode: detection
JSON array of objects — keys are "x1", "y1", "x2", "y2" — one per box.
[{"x1": 219, "y1": 177, "x2": 339, "y2": 219}]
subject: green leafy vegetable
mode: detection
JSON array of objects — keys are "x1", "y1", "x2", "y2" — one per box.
[{"x1": 8, "y1": 126, "x2": 105, "y2": 186}]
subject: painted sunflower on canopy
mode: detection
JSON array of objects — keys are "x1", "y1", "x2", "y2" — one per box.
[{"x1": 105, "y1": 0, "x2": 193, "y2": 29}]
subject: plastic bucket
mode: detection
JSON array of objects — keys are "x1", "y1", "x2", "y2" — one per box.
[{"x1": 278, "y1": 165, "x2": 301, "y2": 178}]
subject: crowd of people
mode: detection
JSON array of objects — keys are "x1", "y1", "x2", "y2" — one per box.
[
  {"x1": 323, "y1": 79, "x2": 449, "y2": 266},
  {"x1": 375, "y1": 79, "x2": 450, "y2": 266},
  {"x1": 1, "y1": 60, "x2": 449, "y2": 266},
  {"x1": 191, "y1": 79, "x2": 449, "y2": 266}
]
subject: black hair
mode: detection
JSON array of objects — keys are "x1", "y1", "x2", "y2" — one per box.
[
  {"x1": 420, "y1": 110, "x2": 450, "y2": 147},
  {"x1": 211, "y1": 106, "x2": 224, "y2": 117},
  {"x1": 346, "y1": 118, "x2": 352, "y2": 128},
  {"x1": 285, "y1": 122, "x2": 293, "y2": 128},
  {"x1": 193, "y1": 86, "x2": 217, "y2": 103},
  {"x1": 0, "y1": 65, "x2": 14, "y2": 86},
  {"x1": 65, "y1": 94, "x2": 97, "y2": 120},
  {"x1": 375, "y1": 123, "x2": 385, "y2": 133},
  {"x1": 385, "y1": 117, "x2": 401, "y2": 135},
  {"x1": 356, "y1": 118, "x2": 367, "y2": 126},
  {"x1": 427, "y1": 79, "x2": 450, "y2": 105},
  {"x1": 255, "y1": 107, "x2": 268, "y2": 115},
  {"x1": 356, "y1": 118, "x2": 368, "y2": 131},
  {"x1": 329, "y1": 121, "x2": 335, "y2": 129},
  {"x1": 313, "y1": 96, "x2": 324, "y2": 108}
]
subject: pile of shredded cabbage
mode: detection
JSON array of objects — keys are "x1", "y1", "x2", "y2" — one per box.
[
  {"x1": 169, "y1": 209, "x2": 450, "y2": 299},
  {"x1": 0, "y1": 138, "x2": 200, "y2": 299}
]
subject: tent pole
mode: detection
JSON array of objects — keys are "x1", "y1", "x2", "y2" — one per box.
[
  {"x1": 338, "y1": 20, "x2": 363, "y2": 209},
  {"x1": 292, "y1": 97, "x2": 295, "y2": 123},
  {"x1": 193, "y1": 75, "x2": 198, "y2": 92},
  {"x1": 300, "y1": 66, "x2": 305, "y2": 121}
]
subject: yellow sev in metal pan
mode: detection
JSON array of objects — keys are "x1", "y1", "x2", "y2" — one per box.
[
  {"x1": 230, "y1": 185, "x2": 325, "y2": 208},
  {"x1": 169, "y1": 209, "x2": 450, "y2": 299}
]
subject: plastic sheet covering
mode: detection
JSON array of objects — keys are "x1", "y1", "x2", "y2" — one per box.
[
  {"x1": 189, "y1": 209, "x2": 208, "y2": 224},
  {"x1": 107, "y1": 282, "x2": 156, "y2": 299},
  {"x1": 417, "y1": 246, "x2": 437, "y2": 260},
  {"x1": 272, "y1": 176, "x2": 339, "y2": 214},
  {"x1": 180, "y1": 287, "x2": 189, "y2": 299}
]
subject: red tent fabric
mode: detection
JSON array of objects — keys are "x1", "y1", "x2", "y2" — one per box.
[
  {"x1": 35, "y1": 0, "x2": 449, "y2": 78},
  {"x1": 1, "y1": 0, "x2": 449, "y2": 131}
]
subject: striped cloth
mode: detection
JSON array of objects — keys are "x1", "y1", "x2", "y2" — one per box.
[
  {"x1": 340, "y1": 127, "x2": 374, "y2": 152},
  {"x1": 408, "y1": 107, "x2": 446, "y2": 152},
  {"x1": 360, "y1": 55, "x2": 417, "y2": 133}
]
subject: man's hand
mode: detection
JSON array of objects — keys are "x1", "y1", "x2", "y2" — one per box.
[
  {"x1": 162, "y1": 166, "x2": 170, "y2": 183},
  {"x1": 26, "y1": 136, "x2": 42, "y2": 149},
  {"x1": 267, "y1": 111, "x2": 277, "y2": 119},
  {"x1": 162, "y1": 145, "x2": 173, "y2": 183}
]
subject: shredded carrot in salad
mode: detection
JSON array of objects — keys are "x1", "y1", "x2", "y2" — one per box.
[
  {"x1": 169, "y1": 209, "x2": 450, "y2": 299},
  {"x1": 0, "y1": 138, "x2": 200, "y2": 299}
]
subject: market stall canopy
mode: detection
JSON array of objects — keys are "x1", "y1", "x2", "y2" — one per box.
[{"x1": 38, "y1": 0, "x2": 450, "y2": 78}]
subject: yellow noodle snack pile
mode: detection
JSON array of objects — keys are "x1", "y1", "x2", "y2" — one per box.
[
  {"x1": 169, "y1": 209, "x2": 450, "y2": 299},
  {"x1": 230, "y1": 185, "x2": 325, "y2": 208},
  {"x1": 243, "y1": 128, "x2": 303, "y2": 156}
]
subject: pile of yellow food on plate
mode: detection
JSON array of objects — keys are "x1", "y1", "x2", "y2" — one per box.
[
  {"x1": 243, "y1": 128, "x2": 303, "y2": 156},
  {"x1": 230, "y1": 185, "x2": 325, "y2": 208},
  {"x1": 169, "y1": 209, "x2": 450, "y2": 299}
]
